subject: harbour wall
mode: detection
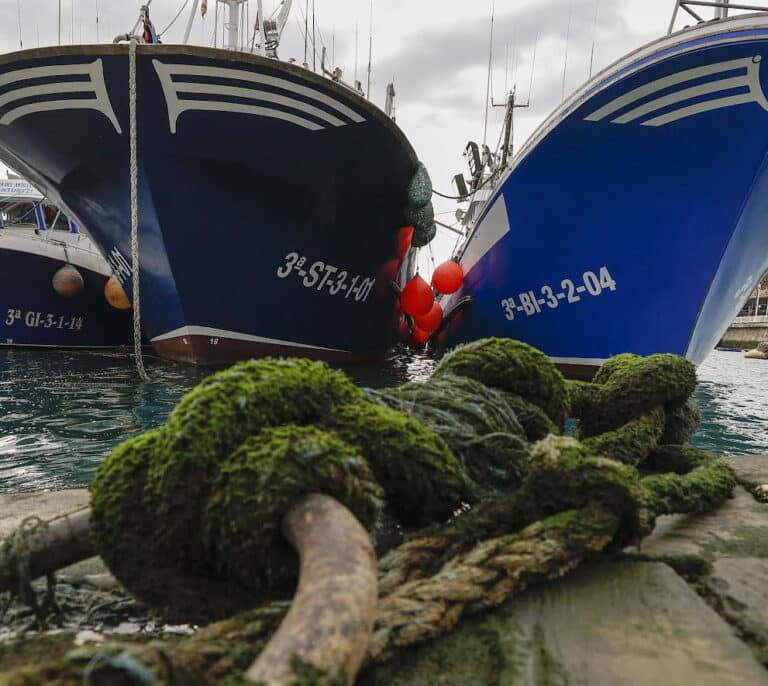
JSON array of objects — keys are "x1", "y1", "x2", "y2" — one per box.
[{"x1": 719, "y1": 316, "x2": 768, "y2": 349}]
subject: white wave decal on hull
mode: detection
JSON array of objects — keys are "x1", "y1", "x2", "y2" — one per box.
[
  {"x1": 0, "y1": 60, "x2": 121, "y2": 133},
  {"x1": 153, "y1": 60, "x2": 366, "y2": 133},
  {"x1": 585, "y1": 55, "x2": 768, "y2": 127},
  {"x1": 462, "y1": 194, "x2": 511, "y2": 275}
]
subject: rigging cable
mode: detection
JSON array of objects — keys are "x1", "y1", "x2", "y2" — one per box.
[
  {"x1": 589, "y1": 0, "x2": 601, "y2": 79},
  {"x1": 159, "y1": 0, "x2": 191, "y2": 37},
  {"x1": 528, "y1": 30, "x2": 539, "y2": 103},
  {"x1": 561, "y1": 1, "x2": 573, "y2": 101},
  {"x1": 432, "y1": 172, "x2": 497, "y2": 201}
]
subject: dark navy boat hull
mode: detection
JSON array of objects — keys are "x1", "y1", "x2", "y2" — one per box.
[
  {"x1": 441, "y1": 15, "x2": 768, "y2": 378},
  {"x1": 0, "y1": 45, "x2": 415, "y2": 364}
]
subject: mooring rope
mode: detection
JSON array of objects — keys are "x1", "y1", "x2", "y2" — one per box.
[{"x1": 129, "y1": 38, "x2": 149, "y2": 382}]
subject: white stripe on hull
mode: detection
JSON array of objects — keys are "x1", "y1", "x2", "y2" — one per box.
[
  {"x1": 584, "y1": 55, "x2": 768, "y2": 127},
  {"x1": 153, "y1": 60, "x2": 365, "y2": 133},
  {"x1": 151, "y1": 325, "x2": 351, "y2": 353},
  {"x1": 0, "y1": 60, "x2": 121, "y2": 133}
]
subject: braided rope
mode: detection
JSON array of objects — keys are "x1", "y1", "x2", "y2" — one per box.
[
  {"x1": 370, "y1": 504, "x2": 620, "y2": 662},
  {"x1": 129, "y1": 39, "x2": 149, "y2": 382}
]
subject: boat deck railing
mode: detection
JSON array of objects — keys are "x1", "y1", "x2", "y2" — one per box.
[{"x1": 669, "y1": 0, "x2": 768, "y2": 34}]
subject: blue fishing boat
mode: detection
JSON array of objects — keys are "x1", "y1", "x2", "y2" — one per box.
[
  {"x1": 0, "y1": 177, "x2": 134, "y2": 349},
  {"x1": 0, "y1": 1, "x2": 426, "y2": 365},
  {"x1": 440, "y1": 2, "x2": 768, "y2": 378}
]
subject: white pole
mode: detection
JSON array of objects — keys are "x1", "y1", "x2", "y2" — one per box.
[
  {"x1": 58, "y1": 0, "x2": 61, "y2": 45},
  {"x1": 227, "y1": 1, "x2": 239, "y2": 50},
  {"x1": 183, "y1": 0, "x2": 200, "y2": 44},
  {"x1": 257, "y1": 0, "x2": 266, "y2": 55}
]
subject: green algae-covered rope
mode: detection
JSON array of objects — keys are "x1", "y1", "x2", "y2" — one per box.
[{"x1": 0, "y1": 339, "x2": 741, "y2": 685}]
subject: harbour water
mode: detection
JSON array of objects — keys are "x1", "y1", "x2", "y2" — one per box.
[{"x1": 0, "y1": 348, "x2": 764, "y2": 494}]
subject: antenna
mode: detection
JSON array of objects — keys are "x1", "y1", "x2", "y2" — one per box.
[
  {"x1": 58, "y1": 0, "x2": 61, "y2": 45},
  {"x1": 366, "y1": 0, "x2": 373, "y2": 99},
  {"x1": 96, "y1": 0, "x2": 100, "y2": 42},
  {"x1": 588, "y1": 0, "x2": 600, "y2": 79},
  {"x1": 304, "y1": 0, "x2": 309, "y2": 66},
  {"x1": 504, "y1": 43, "x2": 509, "y2": 95},
  {"x1": 561, "y1": 1, "x2": 573, "y2": 101},
  {"x1": 354, "y1": 21, "x2": 359, "y2": 82},
  {"x1": 482, "y1": 0, "x2": 495, "y2": 147}
]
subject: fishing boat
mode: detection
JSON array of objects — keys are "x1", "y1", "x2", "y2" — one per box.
[
  {"x1": 438, "y1": 1, "x2": 768, "y2": 379},
  {"x1": 0, "y1": 177, "x2": 134, "y2": 348},
  {"x1": 0, "y1": 1, "x2": 427, "y2": 366}
]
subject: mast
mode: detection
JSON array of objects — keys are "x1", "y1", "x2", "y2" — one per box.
[
  {"x1": 304, "y1": 0, "x2": 309, "y2": 66},
  {"x1": 215, "y1": 0, "x2": 248, "y2": 52},
  {"x1": 366, "y1": 0, "x2": 373, "y2": 99},
  {"x1": 58, "y1": 0, "x2": 61, "y2": 45},
  {"x1": 183, "y1": 0, "x2": 200, "y2": 44},
  {"x1": 312, "y1": 0, "x2": 316, "y2": 71},
  {"x1": 482, "y1": 0, "x2": 495, "y2": 147}
]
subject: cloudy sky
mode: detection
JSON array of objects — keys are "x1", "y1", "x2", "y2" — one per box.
[{"x1": 0, "y1": 0, "x2": 743, "y2": 261}]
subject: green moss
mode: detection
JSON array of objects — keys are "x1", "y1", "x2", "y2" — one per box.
[
  {"x1": 661, "y1": 399, "x2": 701, "y2": 445},
  {"x1": 518, "y1": 436, "x2": 651, "y2": 543},
  {"x1": 592, "y1": 353, "x2": 641, "y2": 385},
  {"x1": 203, "y1": 426, "x2": 383, "y2": 595},
  {"x1": 434, "y1": 338, "x2": 569, "y2": 429},
  {"x1": 322, "y1": 402, "x2": 471, "y2": 526},
  {"x1": 565, "y1": 380, "x2": 598, "y2": 420},
  {"x1": 497, "y1": 393, "x2": 559, "y2": 441},
  {"x1": 0, "y1": 603, "x2": 289, "y2": 686},
  {"x1": 640, "y1": 445, "x2": 736, "y2": 516},
  {"x1": 581, "y1": 407, "x2": 665, "y2": 466},
  {"x1": 89, "y1": 428, "x2": 165, "y2": 615},
  {"x1": 579, "y1": 354, "x2": 697, "y2": 437},
  {"x1": 89, "y1": 360, "x2": 370, "y2": 622},
  {"x1": 372, "y1": 375, "x2": 528, "y2": 492}
]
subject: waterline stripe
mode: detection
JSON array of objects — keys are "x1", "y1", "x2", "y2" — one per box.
[{"x1": 151, "y1": 325, "x2": 351, "y2": 353}]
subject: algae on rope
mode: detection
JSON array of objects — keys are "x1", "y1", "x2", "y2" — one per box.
[{"x1": 1, "y1": 338, "x2": 741, "y2": 686}]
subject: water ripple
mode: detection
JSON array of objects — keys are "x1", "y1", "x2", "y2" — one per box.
[{"x1": 0, "y1": 347, "x2": 763, "y2": 493}]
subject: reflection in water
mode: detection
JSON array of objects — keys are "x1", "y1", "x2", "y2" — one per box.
[{"x1": 0, "y1": 347, "x2": 763, "y2": 493}]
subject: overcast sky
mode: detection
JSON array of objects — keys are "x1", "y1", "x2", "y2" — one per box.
[{"x1": 0, "y1": 0, "x2": 743, "y2": 263}]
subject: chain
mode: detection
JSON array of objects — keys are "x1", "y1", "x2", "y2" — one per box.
[{"x1": 129, "y1": 39, "x2": 149, "y2": 382}]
